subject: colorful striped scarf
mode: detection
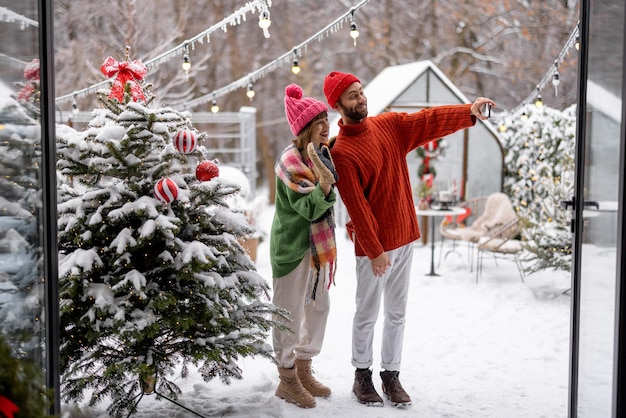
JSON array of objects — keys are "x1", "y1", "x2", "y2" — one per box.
[{"x1": 275, "y1": 144, "x2": 337, "y2": 302}]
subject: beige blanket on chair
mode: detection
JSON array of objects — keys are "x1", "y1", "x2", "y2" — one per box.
[{"x1": 446, "y1": 193, "x2": 517, "y2": 243}]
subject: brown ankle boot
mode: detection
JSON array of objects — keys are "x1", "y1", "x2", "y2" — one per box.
[
  {"x1": 353, "y1": 368, "x2": 383, "y2": 406},
  {"x1": 275, "y1": 366, "x2": 316, "y2": 408},
  {"x1": 380, "y1": 370, "x2": 411, "y2": 407},
  {"x1": 295, "y1": 358, "x2": 331, "y2": 397}
]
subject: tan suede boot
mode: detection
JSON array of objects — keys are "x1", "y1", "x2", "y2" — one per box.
[
  {"x1": 295, "y1": 358, "x2": 331, "y2": 398},
  {"x1": 275, "y1": 366, "x2": 316, "y2": 408}
]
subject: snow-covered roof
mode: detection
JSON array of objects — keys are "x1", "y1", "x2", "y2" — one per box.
[
  {"x1": 588, "y1": 80, "x2": 621, "y2": 123},
  {"x1": 329, "y1": 60, "x2": 500, "y2": 139},
  {"x1": 364, "y1": 60, "x2": 471, "y2": 115}
]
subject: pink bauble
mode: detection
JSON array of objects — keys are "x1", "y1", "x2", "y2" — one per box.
[
  {"x1": 173, "y1": 129, "x2": 197, "y2": 154},
  {"x1": 154, "y1": 178, "x2": 179, "y2": 203},
  {"x1": 196, "y1": 160, "x2": 220, "y2": 181}
]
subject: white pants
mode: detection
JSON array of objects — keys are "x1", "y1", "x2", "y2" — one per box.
[
  {"x1": 272, "y1": 251, "x2": 330, "y2": 369},
  {"x1": 352, "y1": 242, "x2": 414, "y2": 371}
]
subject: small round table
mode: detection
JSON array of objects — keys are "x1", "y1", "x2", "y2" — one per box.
[{"x1": 415, "y1": 205, "x2": 466, "y2": 276}]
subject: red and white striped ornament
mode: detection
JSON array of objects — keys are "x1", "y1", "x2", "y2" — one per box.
[
  {"x1": 154, "y1": 178, "x2": 179, "y2": 203},
  {"x1": 173, "y1": 129, "x2": 197, "y2": 154}
]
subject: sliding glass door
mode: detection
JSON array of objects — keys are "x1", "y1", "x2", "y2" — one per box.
[{"x1": 569, "y1": 1, "x2": 626, "y2": 416}]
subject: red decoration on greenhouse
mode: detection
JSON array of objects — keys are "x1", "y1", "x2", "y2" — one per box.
[
  {"x1": 196, "y1": 161, "x2": 220, "y2": 182},
  {"x1": 154, "y1": 178, "x2": 179, "y2": 203},
  {"x1": 100, "y1": 55, "x2": 147, "y2": 103},
  {"x1": 173, "y1": 129, "x2": 197, "y2": 154}
]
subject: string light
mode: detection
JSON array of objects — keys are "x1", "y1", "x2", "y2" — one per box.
[
  {"x1": 55, "y1": 0, "x2": 273, "y2": 105},
  {"x1": 72, "y1": 95, "x2": 79, "y2": 115},
  {"x1": 520, "y1": 111, "x2": 528, "y2": 121},
  {"x1": 291, "y1": 59, "x2": 301, "y2": 75},
  {"x1": 507, "y1": 22, "x2": 579, "y2": 116},
  {"x1": 534, "y1": 88, "x2": 544, "y2": 109},
  {"x1": 56, "y1": 0, "x2": 371, "y2": 111},
  {"x1": 552, "y1": 68, "x2": 560, "y2": 96},
  {"x1": 246, "y1": 83, "x2": 255, "y2": 100},
  {"x1": 211, "y1": 100, "x2": 219, "y2": 113},
  {"x1": 258, "y1": 1, "x2": 271, "y2": 38},
  {"x1": 349, "y1": 11, "x2": 360, "y2": 47},
  {"x1": 176, "y1": 0, "x2": 371, "y2": 110},
  {"x1": 182, "y1": 44, "x2": 191, "y2": 81}
]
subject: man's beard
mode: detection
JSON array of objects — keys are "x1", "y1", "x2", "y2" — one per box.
[{"x1": 344, "y1": 105, "x2": 368, "y2": 121}]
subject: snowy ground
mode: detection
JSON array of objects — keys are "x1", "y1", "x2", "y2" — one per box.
[{"x1": 67, "y1": 203, "x2": 577, "y2": 418}]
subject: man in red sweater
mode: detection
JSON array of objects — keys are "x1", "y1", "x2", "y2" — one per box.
[{"x1": 323, "y1": 71, "x2": 495, "y2": 408}]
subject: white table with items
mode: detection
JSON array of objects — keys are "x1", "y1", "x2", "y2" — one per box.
[{"x1": 415, "y1": 205, "x2": 466, "y2": 276}]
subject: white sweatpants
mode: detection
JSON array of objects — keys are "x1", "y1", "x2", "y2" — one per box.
[
  {"x1": 352, "y1": 242, "x2": 414, "y2": 371},
  {"x1": 272, "y1": 250, "x2": 331, "y2": 369}
]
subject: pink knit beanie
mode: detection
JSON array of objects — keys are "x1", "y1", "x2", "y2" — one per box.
[
  {"x1": 323, "y1": 71, "x2": 361, "y2": 108},
  {"x1": 284, "y1": 84, "x2": 328, "y2": 137}
]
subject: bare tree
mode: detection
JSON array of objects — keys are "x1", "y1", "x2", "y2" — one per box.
[{"x1": 53, "y1": 0, "x2": 580, "y2": 198}]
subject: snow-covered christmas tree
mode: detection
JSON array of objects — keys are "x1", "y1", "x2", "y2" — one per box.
[
  {"x1": 498, "y1": 103, "x2": 576, "y2": 274},
  {"x1": 0, "y1": 58, "x2": 46, "y2": 360},
  {"x1": 56, "y1": 53, "x2": 287, "y2": 417}
]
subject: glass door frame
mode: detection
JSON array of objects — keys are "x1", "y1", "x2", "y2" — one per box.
[
  {"x1": 569, "y1": 0, "x2": 626, "y2": 416},
  {"x1": 614, "y1": 8, "x2": 626, "y2": 415},
  {"x1": 39, "y1": 0, "x2": 61, "y2": 414}
]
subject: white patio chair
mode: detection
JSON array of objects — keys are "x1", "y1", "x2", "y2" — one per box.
[
  {"x1": 440, "y1": 192, "x2": 517, "y2": 272},
  {"x1": 438, "y1": 196, "x2": 487, "y2": 267},
  {"x1": 475, "y1": 217, "x2": 525, "y2": 283}
]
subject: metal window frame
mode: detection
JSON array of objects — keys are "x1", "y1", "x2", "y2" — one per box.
[
  {"x1": 38, "y1": 0, "x2": 60, "y2": 414},
  {"x1": 569, "y1": 0, "x2": 626, "y2": 416}
]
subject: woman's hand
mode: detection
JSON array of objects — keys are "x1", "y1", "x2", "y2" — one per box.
[{"x1": 307, "y1": 142, "x2": 338, "y2": 185}]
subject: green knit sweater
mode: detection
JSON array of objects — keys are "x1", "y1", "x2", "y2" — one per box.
[
  {"x1": 270, "y1": 177, "x2": 336, "y2": 278},
  {"x1": 332, "y1": 104, "x2": 476, "y2": 259}
]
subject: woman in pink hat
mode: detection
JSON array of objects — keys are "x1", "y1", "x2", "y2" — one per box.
[{"x1": 270, "y1": 83, "x2": 338, "y2": 408}]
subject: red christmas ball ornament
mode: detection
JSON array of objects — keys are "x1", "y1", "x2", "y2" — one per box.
[
  {"x1": 196, "y1": 160, "x2": 220, "y2": 181},
  {"x1": 173, "y1": 129, "x2": 197, "y2": 154},
  {"x1": 154, "y1": 178, "x2": 179, "y2": 203}
]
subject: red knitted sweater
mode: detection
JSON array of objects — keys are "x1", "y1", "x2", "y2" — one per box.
[{"x1": 332, "y1": 104, "x2": 476, "y2": 259}]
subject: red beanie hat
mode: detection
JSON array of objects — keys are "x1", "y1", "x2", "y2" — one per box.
[
  {"x1": 323, "y1": 71, "x2": 361, "y2": 108},
  {"x1": 284, "y1": 83, "x2": 328, "y2": 137}
]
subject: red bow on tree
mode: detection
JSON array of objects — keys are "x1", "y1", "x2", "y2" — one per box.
[
  {"x1": 17, "y1": 58, "x2": 40, "y2": 101},
  {"x1": 0, "y1": 395, "x2": 19, "y2": 418},
  {"x1": 100, "y1": 56, "x2": 147, "y2": 103}
]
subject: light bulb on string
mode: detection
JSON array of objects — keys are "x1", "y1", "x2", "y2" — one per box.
[
  {"x1": 72, "y1": 95, "x2": 79, "y2": 116},
  {"x1": 575, "y1": 35, "x2": 580, "y2": 50},
  {"x1": 350, "y1": 21, "x2": 359, "y2": 47},
  {"x1": 498, "y1": 123, "x2": 507, "y2": 133},
  {"x1": 292, "y1": 59, "x2": 301, "y2": 75},
  {"x1": 521, "y1": 111, "x2": 528, "y2": 121},
  {"x1": 182, "y1": 45, "x2": 191, "y2": 81},
  {"x1": 552, "y1": 70, "x2": 560, "y2": 96},
  {"x1": 258, "y1": 6, "x2": 271, "y2": 38},
  {"x1": 534, "y1": 88, "x2": 544, "y2": 109},
  {"x1": 349, "y1": 10, "x2": 359, "y2": 46},
  {"x1": 246, "y1": 83, "x2": 255, "y2": 100},
  {"x1": 211, "y1": 100, "x2": 219, "y2": 113}
]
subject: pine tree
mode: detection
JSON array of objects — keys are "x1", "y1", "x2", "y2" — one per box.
[
  {"x1": 0, "y1": 335, "x2": 54, "y2": 417},
  {"x1": 56, "y1": 57, "x2": 287, "y2": 417},
  {"x1": 0, "y1": 58, "x2": 46, "y2": 359},
  {"x1": 498, "y1": 104, "x2": 576, "y2": 274}
]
